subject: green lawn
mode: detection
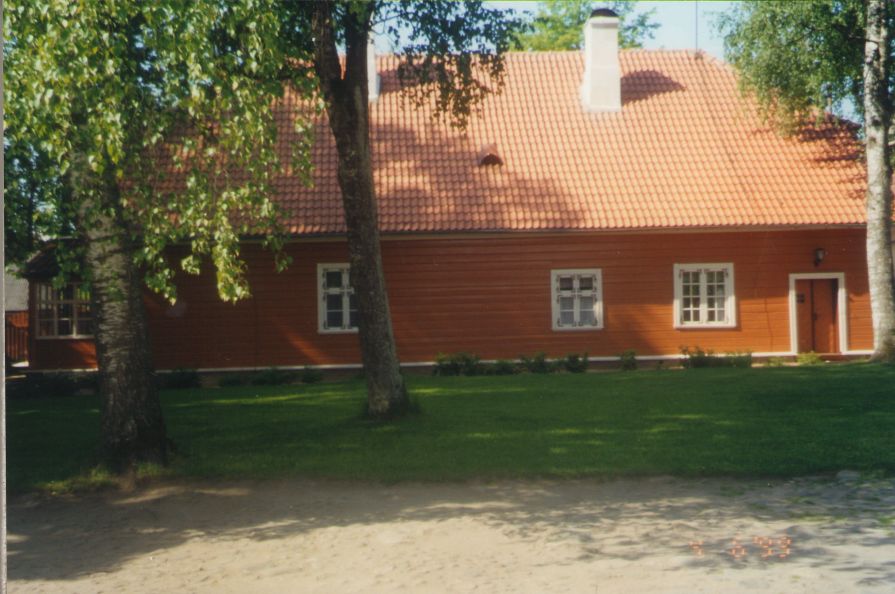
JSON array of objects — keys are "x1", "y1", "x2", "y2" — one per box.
[{"x1": 8, "y1": 364, "x2": 895, "y2": 492}]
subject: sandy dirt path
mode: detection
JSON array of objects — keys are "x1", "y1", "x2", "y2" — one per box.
[{"x1": 8, "y1": 475, "x2": 895, "y2": 593}]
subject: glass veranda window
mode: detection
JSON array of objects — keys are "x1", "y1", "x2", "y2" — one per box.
[{"x1": 36, "y1": 282, "x2": 93, "y2": 338}]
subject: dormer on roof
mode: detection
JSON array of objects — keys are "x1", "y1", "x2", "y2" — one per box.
[
  {"x1": 581, "y1": 8, "x2": 621, "y2": 112},
  {"x1": 477, "y1": 143, "x2": 503, "y2": 167}
]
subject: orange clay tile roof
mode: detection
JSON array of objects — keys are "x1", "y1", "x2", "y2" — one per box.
[{"x1": 270, "y1": 50, "x2": 866, "y2": 235}]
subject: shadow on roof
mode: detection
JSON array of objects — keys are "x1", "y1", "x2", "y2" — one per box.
[{"x1": 621, "y1": 70, "x2": 685, "y2": 107}]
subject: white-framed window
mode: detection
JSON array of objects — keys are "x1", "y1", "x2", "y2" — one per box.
[
  {"x1": 317, "y1": 263, "x2": 358, "y2": 333},
  {"x1": 35, "y1": 282, "x2": 93, "y2": 338},
  {"x1": 551, "y1": 269, "x2": 603, "y2": 330},
  {"x1": 673, "y1": 263, "x2": 736, "y2": 328}
]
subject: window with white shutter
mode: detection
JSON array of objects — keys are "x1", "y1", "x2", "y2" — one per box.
[
  {"x1": 551, "y1": 269, "x2": 603, "y2": 330},
  {"x1": 318, "y1": 264, "x2": 358, "y2": 333}
]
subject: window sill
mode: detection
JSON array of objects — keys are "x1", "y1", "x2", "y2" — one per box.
[{"x1": 674, "y1": 323, "x2": 737, "y2": 330}]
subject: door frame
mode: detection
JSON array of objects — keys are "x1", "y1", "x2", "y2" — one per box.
[{"x1": 788, "y1": 272, "x2": 847, "y2": 354}]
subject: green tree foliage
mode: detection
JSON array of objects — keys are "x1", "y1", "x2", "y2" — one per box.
[
  {"x1": 721, "y1": 1, "x2": 895, "y2": 360},
  {"x1": 4, "y1": 0, "x2": 314, "y2": 467},
  {"x1": 517, "y1": 0, "x2": 659, "y2": 51},
  {"x1": 5, "y1": 0, "x2": 312, "y2": 299},
  {"x1": 720, "y1": 1, "x2": 865, "y2": 129}
]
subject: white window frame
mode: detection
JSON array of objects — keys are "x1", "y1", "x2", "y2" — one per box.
[
  {"x1": 551, "y1": 269, "x2": 604, "y2": 331},
  {"x1": 35, "y1": 282, "x2": 94, "y2": 339},
  {"x1": 317, "y1": 263, "x2": 358, "y2": 334},
  {"x1": 673, "y1": 263, "x2": 736, "y2": 329}
]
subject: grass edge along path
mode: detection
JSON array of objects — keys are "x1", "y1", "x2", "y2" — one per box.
[{"x1": 8, "y1": 364, "x2": 895, "y2": 493}]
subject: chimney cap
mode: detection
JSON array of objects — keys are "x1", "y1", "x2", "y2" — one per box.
[{"x1": 590, "y1": 7, "x2": 618, "y2": 18}]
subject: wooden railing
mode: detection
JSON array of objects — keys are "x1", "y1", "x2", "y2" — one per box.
[{"x1": 6, "y1": 311, "x2": 29, "y2": 364}]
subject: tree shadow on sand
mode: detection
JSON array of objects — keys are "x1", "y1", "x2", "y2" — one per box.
[{"x1": 9, "y1": 475, "x2": 895, "y2": 586}]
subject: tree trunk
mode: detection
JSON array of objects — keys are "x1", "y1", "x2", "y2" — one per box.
[
  {"x1": 863, "y1": 0, "x2": 895, "y2": 362},
  {"x1": 74, "y1": 156, "x2": 168, "y2": 471},
  {"x1": 312, "y1": 2, "x2": 410, "y2": 417}
]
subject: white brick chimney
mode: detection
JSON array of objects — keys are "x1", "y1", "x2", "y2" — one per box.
[
  {"x1": 367, "y1": 35, "x2": 380, "y2": 102},
  {"x1": 581, "y1": 8, "x2": 621, "y2": 112}
]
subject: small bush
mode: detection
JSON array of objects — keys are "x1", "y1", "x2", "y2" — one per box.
[
  {"x1": 765, "y1": 357, "x2": 786, "y2": 368},
  {"x1": 158, "y1": 368, "x2": 201, "y2": 390},
  {"x1": 619, "y1": 350, "x2": 638, "y2": 371},
  {"x1": 797, "y1": 351, "x2": 824, "y2": 366},
  {"x1": 433, "y1": 352, "x2": 483, "y2": 376},
  {"x1": 561, "y1": 352, "x2": 589, "y2": 373},
  {"x1": 519, "y1": 352, "x2": 558, "y2": 374},
  {"x1": 250, "y1": 367, "x2": 295, "y2": 386},
  {"x1": 680, "y1": 347, "x2": 752, "y2": 369},
  {"x1": 18, "y1": 372, "x2": 95, "y2": 398},
  {"x1": 218, "y1": 373, "x2": 250, "y2": 387},
  {"x1": 489, "y1": 359, "x2": 520, "y2": 375},
  {"x1": 680, "y1": 346, "x2": 717, "y2": 368},
  {"x1": 726, "y1": 351, "x2": 753, "y2": 369},
  {"x1": 301, "y1": 366, "x2": 324, "y2": 384}
]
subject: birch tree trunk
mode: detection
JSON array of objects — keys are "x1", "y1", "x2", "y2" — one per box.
[
  {"x1": 74, "y1": 157, "x2": 168, "y2": 470},
  {"x1": 311, "y1": 2, "x2": 409, "y2": 417},
  {"x1": 863, "y1": 0, "x2": 895, "y2": 361}
]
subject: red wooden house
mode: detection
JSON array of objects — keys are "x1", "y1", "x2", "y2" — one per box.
[{"x1": 27, "y1": 13, "x2": 874, "y2": 372}]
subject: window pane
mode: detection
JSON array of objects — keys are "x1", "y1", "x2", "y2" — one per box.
[
  {"x1": 38, "y1": 320, "x2": 55, "y2": 337},
  {"x1": 578, "y1": 276, "x2": 594, "y2": 291},
  {"x1": 326, "y1": 310, "x2": 343, "y2": 328},
  {"x1": 560, "y1": 311, "x2": 575, "y2": 326},
  {"x1": 77, "y1": 319, "x2": 94, "y2": 336},
  {"x1": 57, "y1": 319, "x2": 73, "y2": 336},
  {"x1": 580, "y1": 309, "x2": 596, "y2": 326},
  {"x1": 58, "y1": 303, "x2": 73, "y2": 319},
  {"x1": 325, "y1": 270, "x2": 342, "y2": 289},
  {"x1": 559, "y1": 296, "x2": 575, "y2": 311},
  {"x1": 326, "y1": 294, "x2": 343, "y2": 312},
  {"x1": 558, "y1": 276, "x2": 573, "y2": 291},
  {"x1": 580, "y1": 295, "x2": 594, "y2": 312}
]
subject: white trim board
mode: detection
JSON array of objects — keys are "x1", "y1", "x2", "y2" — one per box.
[
  {"x1": 788, "y1": 272, "x2": 848, "y2": 354},
  {"x1": 31, "y1": 350, "x2": 873, "y2": 375}
]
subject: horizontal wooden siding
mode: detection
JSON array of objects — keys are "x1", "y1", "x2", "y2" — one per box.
[{"x1": 30, "y1": 229, "x2": 873, "y2": 370}]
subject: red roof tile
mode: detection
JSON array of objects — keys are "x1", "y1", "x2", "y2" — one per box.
[{"x1": 266, "y1": 51, "x2": 868, "y2": 234}]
